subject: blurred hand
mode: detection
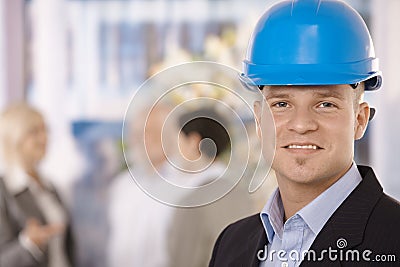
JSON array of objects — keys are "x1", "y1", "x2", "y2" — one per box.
[{"x1": 23, "y1": 217, "x2": 65, "y2": 248}]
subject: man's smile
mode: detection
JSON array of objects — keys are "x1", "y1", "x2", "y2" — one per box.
[{"x1": 281, "y1": 142, "x2": 324, "y2": 154}]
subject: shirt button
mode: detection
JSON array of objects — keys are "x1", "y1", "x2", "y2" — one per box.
[{"x1": 281, "y1": 262, "x2": 289, "y2": 267}]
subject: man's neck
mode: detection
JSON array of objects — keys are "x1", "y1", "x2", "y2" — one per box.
[{"x1": 276, "y1": 167, "x2": 351, "y2": 221}]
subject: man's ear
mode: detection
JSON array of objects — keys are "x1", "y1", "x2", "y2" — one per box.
[
  {"x1": 254, "y1": 101, "x2": 262, "y2": 138},
  {"x1": 354, "y1": 102, "x2": 370, "y2": 140}
]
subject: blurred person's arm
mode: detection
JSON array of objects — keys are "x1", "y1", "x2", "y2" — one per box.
[
  {"x1": 0, "y1": 179, "x2": 64, "y2": 267},
  {"x1": 0, "y1": 182, "x2": 40, "y2": 267},
  {"x1": 20, "y1": 218, "x2": 64, "y2": 258}
]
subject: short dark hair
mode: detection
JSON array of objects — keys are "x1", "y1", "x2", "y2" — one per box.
[{"x1": 178, "y1": 108, "x2": 230, "y2": 158}]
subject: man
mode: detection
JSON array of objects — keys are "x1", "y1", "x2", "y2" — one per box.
[
  {"x1": 108, "y1": 104, "x2": 257, "y2": 267},
  {"x1": 107, "y1": 104, "x2": 178, "y2": 267},
  {"x1": 209, "y1": 0, "x2": 400, "y2": 266},
  {"x1": 167, "y1": 108, "x2": 230, "y2": 187}
]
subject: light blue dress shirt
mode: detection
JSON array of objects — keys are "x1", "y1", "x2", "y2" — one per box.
[{"x1": 259, "y1": 163, "x2": 362, "y2": 267}]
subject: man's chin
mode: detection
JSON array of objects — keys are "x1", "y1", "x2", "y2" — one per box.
[{"x1": 273, "y1": 160, "x2": 322, "y2": 183}]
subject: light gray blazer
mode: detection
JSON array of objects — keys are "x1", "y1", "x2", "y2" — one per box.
[{"x1": 0, "y1": 177, "x2": 74, "y2": 267}]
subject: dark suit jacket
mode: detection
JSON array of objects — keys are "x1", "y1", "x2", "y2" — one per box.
[
  {"x1": 0, "y1": 177, "x2": 74, "y2": 267},
  {"x1": 209, "y1": 166, "x2": 400, "y2": 266}
]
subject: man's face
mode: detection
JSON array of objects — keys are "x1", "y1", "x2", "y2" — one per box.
[
  {"x1": 256, "y1": 84, "x2": 369, "y2": 187},
  {"x1": 130, "y1": 107, "x2": 173, "y2": 171}
]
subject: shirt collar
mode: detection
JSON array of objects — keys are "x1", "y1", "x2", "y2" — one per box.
[
  {"x1": 3, "y1": 167, "x2": 30, "y2": 195},
  {"x1": 260, "y1": 162, "x2": 362, "y2": 243},
  {"x1": 160, "y1": 158, "x2": 226, "y2": 187},
  {"x1": 297, "y1": 162, "x2": 362, "y2": 235},
  {"x1": 3, "y1": 166, "x2": 51, "y2": 195},
  {"x1": 260, "y1": 188, "x2": 284, "y2": 243}
]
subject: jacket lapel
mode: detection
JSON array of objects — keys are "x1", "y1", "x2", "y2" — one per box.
[
  {"x1": 301, "y1": 166, "x2": 383, "y2": 266},
  {"x1": 228, "y1": 221, "x2": 267, "y2": 267},
  {"x1": 14, "y1": 189, "x2": 47, "y2": 224}
]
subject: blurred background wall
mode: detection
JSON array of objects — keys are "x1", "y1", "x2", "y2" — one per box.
[
  {"x1": 370, "y1": 0, "x2": 400, "y2": 200},
  {"x1": 0, "y1": 0, "x2": 399, "y2": 266},
  {"x1": 1, "y1": 0, "x2": 397, "y2": 196}
]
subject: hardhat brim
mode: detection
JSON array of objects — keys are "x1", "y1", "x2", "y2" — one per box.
[{"x1": 241, "y1": 58, "x2": 382, "y2": 91}]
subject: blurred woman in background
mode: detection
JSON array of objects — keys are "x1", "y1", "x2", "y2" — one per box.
[{"x1": 0, "y1": 103, "x2": 73, "y2": 267}]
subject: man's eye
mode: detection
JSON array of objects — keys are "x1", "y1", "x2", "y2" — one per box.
[
  {"x1": 318, "y1": 102, "x2": 335, "y2": 108},
  {"x1": 273, "y1": 102, "x2": 288, "y2": 108}
]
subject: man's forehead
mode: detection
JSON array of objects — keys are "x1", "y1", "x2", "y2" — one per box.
[{"x1": 262, "y1": 84, "x2": 352, "y2": 99}]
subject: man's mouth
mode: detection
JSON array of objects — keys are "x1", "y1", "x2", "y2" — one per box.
[{"x1": 283, "y1": 144, "x2": 323, "y2": 150}]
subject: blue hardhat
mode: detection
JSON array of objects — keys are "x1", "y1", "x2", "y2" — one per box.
[{"x1": 240, "y1": 0, "x2": 382, "y2": 91}]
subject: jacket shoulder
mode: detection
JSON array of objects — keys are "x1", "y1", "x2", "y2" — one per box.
[
  {"x1": 219, "y1": 213, "x2": 262, "y2": 242},
  {"x1": 209, "y1": 214, "x2": 263, "y2": 266},
  {"x1": 360, "y1": 193, "x2": 400, "y2": 255},
  {"x1": 368, "y1": 193, "x2": 400, "y2": 228}
]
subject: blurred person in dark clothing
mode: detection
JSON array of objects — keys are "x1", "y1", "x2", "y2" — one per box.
[{"x1": 0, "y1": 103, "x2": 74, "y2": 267}]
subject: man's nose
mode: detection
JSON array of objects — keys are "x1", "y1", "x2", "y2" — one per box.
[{"x1": 286, "y1": 107, "x2": 318, "y2": 134}]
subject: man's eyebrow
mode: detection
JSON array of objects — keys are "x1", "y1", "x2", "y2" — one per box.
[
  {"x1": 312, "y1": 91, "x2": 345, "y2": 100},
  {"x1": 264, "y1": 92, "x2": 292, "y2": 99}
]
